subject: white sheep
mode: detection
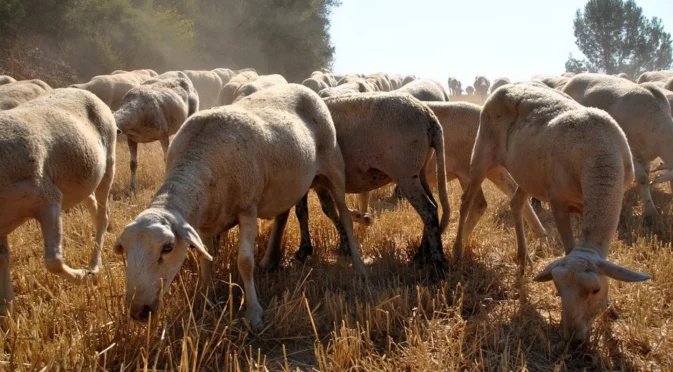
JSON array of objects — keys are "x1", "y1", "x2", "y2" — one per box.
[
  {"x1": 465, "y1": 86, "x2": 475, "y2": 95},
  {"x1": 217, "y1": 70, "x2": 259, "y2": 105},
  {"x1": 0, "y1": 79, "x2": 52, "y2": 110},
  {"x1": 452, "y1": 84, "x2": 650, "y2": 343},
  {"x1": 232, "y1": 74, "x2": 288, "y2": 103},
  {"x1": 365, "y1": 72, "x2": 392, "y2": 92},
  {"x1": 636, "y1": 70, "x2": 673, "y2": 84},
  {"x1": 302, "y1": 77, "x2": 330, "y2": 93},
  {"x1": 447, "y1": 77, "x2": 462, "y2": 95},
  {"x1": 113, "y1": 84, "x2": 366, "y2": 328},
  {"x1": 665, "y1": 77, "x2": 673, "y2": 91},
  {"x1": 0, "y1": 88, "x2": 116, "y2": 314},
  {"x1": 211, "y1": 68, "x2": 235, "y2": 86},
  {"x1": 473, "y1": 76, "x2": 490, "y2": 101},
  {"x1": 114, "y1": 72, "x2": 199, "y2": 192},
  {"x1": 318, "y1": 78, "x2": 375, "y2": 98},
  {"x1": 490, "y1": 77, "x2": 511, "y2": 93},
  {"x1": 183, "y1": 70, "x2": 225, "y2": 110},
  {"x1": 69, "y1": 69, "x2": 157, "y2": 111},
  {"x1": 535, "y1": 75, "x2": 569, "y2": 91},
  {"x1": 0, "y1": 75, "x2": 16, "y2": 86},
  {"x1": 393, "y1": 79, "x2": 449, "y2": 101},
  {"x1": 563, "y1": 73, "x2": 673, "y2": 225},
  {"x1": 293, "y1": 92, "x2": 451, "y2": 276}
]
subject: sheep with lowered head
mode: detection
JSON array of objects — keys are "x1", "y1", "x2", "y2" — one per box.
[
  {"x1": 563, "y1": 73, "x2": 673, "y2": 225},
  {"x1": 0, "y1": 75, "x2": 16, "y2": 86},
  {"x1": 113, "y1": 84, "x2": 366, "y2": 328},
  {"x1": 0, "y1": 88, "x2": 116, "y2": 314},
  {"x1": 473, "y1": 76, "x2": 490, "y2": 101},
  {"x1": 114, "y1": 71, "x2": 199, "y2": 192},
  {"x1": 0, "y1": 79, "x2": 52, "y2": 110},
  {"x1": 453, "y1": 84, "x2": 650, "y2": 343}
]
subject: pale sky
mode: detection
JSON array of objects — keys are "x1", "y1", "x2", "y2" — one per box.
[{"x1": 329, "y1": 0, "x2": 673, "y2": 89}]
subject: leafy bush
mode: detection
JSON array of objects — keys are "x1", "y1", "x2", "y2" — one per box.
[{"x1": 0, "y1": 0, "x2": 25, "y2": 30}]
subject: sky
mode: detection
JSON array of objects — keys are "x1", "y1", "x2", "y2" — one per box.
[{"x1": 329, "y1": 0, "x2": 673, "y2": 89}]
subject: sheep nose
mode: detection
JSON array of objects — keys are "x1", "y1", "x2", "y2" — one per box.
[{"x1": 130, "y1": 305, "x2": 153, "y2": 322}]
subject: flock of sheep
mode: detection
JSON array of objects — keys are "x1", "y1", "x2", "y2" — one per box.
[{"x1": 1, "y1": 66, "x2": 672, "y2": 348}]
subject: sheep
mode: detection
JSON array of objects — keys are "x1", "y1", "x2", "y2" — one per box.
[
  {"x1": 318, "y1": 79, "x2": 375, "y2": 98},
  {"x1": 562, "y1": 72, "x2": 576, "y2": 78},
  {"x1": 113, "y1": 84, "x2": 366, "y2": 328},
  {"x1": 211, "y1": 68, "x2": 235, "y2": 85},
  {"x1": 452, "y1": 84, "x2": 650, "y2": 343},
  {"x1": 402, "y1": 75, "x2": 418, "y2": 85},
  {"x1": 114, "y1": 72, "x2": 199, "y2": 192},
  {"x1": 0, "y1": 75, "x2": 16, "y2": 86},
  {"x1": 302, "y1": 77, "x2": 330, "y2": 93},
  {"x1": 0, "y1": 88, "x2": 116, "y2": 315},
  {"x1": 217, "y1": 70, "x2": 259, "y2": 105},
  {"x1": 666, "y1": 77, "x2": 673, "y2": 91},
  {"x1": 365, "y1": 72, "x2": 392, "y2": 91},
  {"x1": 69, "y1": 69, "x2": 157, "y2": 111},
  {"x1": 183, "y1": 70, "x2": 225, "y2": 110},
  {"x1": 490, "y1": 77, "x2": 511, "y2": 93},
  {"x1": 310, "y1": 71, "x2": 338, "y2": 87},
  {"x1": 636, "y1": 70, "x2": 673, "y2": 84},
  {"x1": 535, "y1": 75, "x2": 569, "y2": 91},
  {"x1": 232, "y1": 74, "x2": 288, "y2": 103},
  {"x1": 447, "y1": 77, "x2": 462, "y2": 95},
  {"x1": 293, "y1": 92, "x2": 451, "y2": 276},
  {"x1": 389, "y1": 75, "x2": 403, "y2": 90},
  {"x1": 473, "y1": 76, "x2": 490, "y2": 101},
  {"x1": 394, "y1": 79, "x2": 449, "y2": 102},
  {"x1": 0, "y1": 79, "x2": 52, "y2": 110},
  {"x1": 563, "y1": 73, "x2": 673, "y2": 225},
  {"x1": 465, "y1": 86, "x2": 475, "y2": 95},
  {"x1": 615, "y1": 72, "x2": 633, "y2": 81}
]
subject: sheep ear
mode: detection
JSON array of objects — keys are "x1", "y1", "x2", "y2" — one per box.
[
  {"x1": 533, "y1": 259, "x2": 563, "y2": 282},
  {"x1": 651, "y1": 169, "x2": 673, "y2": 185},
  {"x1": 177, "y1": 221, "x2": 213, "y2": 261},
  {"x1": 597, "y1": 259, "x2": 651, "y2": 282}
]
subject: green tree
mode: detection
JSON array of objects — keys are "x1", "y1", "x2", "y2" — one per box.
[{"x1": 567, "y1": 0, "x2": 672, "y2": 77}]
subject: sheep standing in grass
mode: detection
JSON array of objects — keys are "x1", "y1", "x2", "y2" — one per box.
[
  {"x1": 563, "y1": 73, "x2": 673, "y2": 225},
  {"x1": 294, "y1": 93, "x2": 451, "y2": 276},
  {"x1": 70, "y1": 69, "x2": 157, "y2": 111},
  {"x1": 0, "y1": 88, "x2": 116, "y2": 315},
  {"x1": 490, "y1": 77, "x2": 511, "y2": 93},
  {"x1": 114, "y1": 72, "x2": 199, "y2": 192},
  {"x1": 473, "y1": 76, "x2": 490, "y2": 101},
  {"x1": 0, "y1": 79, "x2": 52, "y2": 110},
  {"x1": 394, "y1": 79, "x2": 449, "y2": 101},
  {"x1": 113, "y1": 84, "x2": 366, "y2": 328},
  {"x1": 452, "y1": 84, "x2": 650, "y2": 343},
  {"x1": 232, "y1": 74, "x2": 288, "y2": 103},
  {"x1": 0, "y1": 75, "x2": 16, "y2": 86}
]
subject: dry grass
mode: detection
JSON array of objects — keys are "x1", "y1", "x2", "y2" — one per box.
[{"x1": 1, "y1": 138, "x2": 672, "y2": 371}]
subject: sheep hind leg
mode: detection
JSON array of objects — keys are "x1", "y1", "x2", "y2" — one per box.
[
  {"x1": 510, "y1": 187, "x2": 533, "y2": 271},
  {"x1": 259, "y1": 209, "x2": 291, "y2": 271},
  {"x1": 314, "y1": 187, "x2": 351, "y2": 256},
  {"x1": 88, "y1": 161, "x2": 114, "y2": 276},
  {"x1": 39, "y1": 202, "x2": 88, "y2": 283},
  {"x1": 128, "y1": 139, "x2": 138, "y2": 193},
  {"x1": 0, "y1": 236, "x2": 13, "y2": 316},
  {"x1": 634, "y1": 160, "x2": 657, "y2": 226},
  {"x1": 237, "y1": 211, "x2": 264, "y2": 329},
  {"x1": 293, "y1": 193, "x2": 314, "y2": 262},
  {"x1": 397, "y1": 176, "x2": 448, "y2": 279},
  {"x1": 351, "y1": 192, "x2": 373, "y2": 226}
]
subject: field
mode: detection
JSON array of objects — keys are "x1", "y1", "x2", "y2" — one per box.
[{"x1": 1, "y1": 108, "x2": 672, "y2": 371}]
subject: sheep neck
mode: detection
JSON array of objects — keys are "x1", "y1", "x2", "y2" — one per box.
[{"x1": 149, "y1": 168, "x2": 208, "y2": 227}]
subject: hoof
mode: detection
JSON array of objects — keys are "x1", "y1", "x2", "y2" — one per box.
[
  {"x1": 294, "y1": 246, "x2": 312, "y2": 263},
  {"x1": 244, "y1": 307, "x2": 264, "y2": 330},
  {"x1": 259, "y1": 257, "x2": 280, "y2": 272},
  {"x1": 644, "y1": 215, "x2": 654, "y2": 228},
  {"x1": 351, "y1": 212, "x2": 374, "y2": 226}
]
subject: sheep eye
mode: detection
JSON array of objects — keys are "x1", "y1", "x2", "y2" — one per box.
[
  {"x1": 592, "y1": 288, "x2": 600, "y2": 295},
  {"x1": 161, "y1": 243, "x2": 174, "y2": 254}
]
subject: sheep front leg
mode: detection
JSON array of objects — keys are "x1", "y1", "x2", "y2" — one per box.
[
  {"x1": 549, "y1": 199, "x2": 575, "y2": 255},
  {"x1": 128, "y1": 139, "x2": 138, "y2": 193},
  {"x1": 510, "y1": 187, "x2": 533, "y2": 270},
  {"x1": 39, "y1": 203, "x2": 88, "y2": 283},
  {"x1": 237, "y1": 211, "x2": 264, "y2": 329},
  {"x1": 634, "y1": 160, "x2": 657, "y2": 226},
  {"x1": 0, "y1": 236, "x2": 13, "y2": 315}
]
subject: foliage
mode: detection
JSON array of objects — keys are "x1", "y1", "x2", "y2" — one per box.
[
  {"x1": 0, "y1": 0, "x2": 25, "y2": 30},
  {"x1": 567, "y1": 0, "x2": 672, "y2": 77}
]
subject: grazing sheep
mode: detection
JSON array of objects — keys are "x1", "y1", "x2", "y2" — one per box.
[
  {"x1": 453, "y1": 84, "x2": 650, "y2": 343},
  {"x1": 447, "y1": 77, "x2": 462, "y2": 95},
  {"x1": 232, "y1": 74, "x2": 288, "y2": 103},
  {"x1": 70, "y1": 69, "x2": 157, "y2": 111},
  {"x1": 365, "y1": 72, "x2": 392, "y2": 91},
  {"x1": 473, "y1": 76, "x2": 490, "y2": 101},
  {"x1": 0, "y1": 88, "x2": 116, "y2": 315},
  {"x1": 302, "y1": 77, "x2": 330, "y2": 93},
  {"x1": 563, "y1": 73, "x2": 673, "y2": 225},
  {"x1": 211, "y1": 68, "x2": 235, "y2": 85},
  {"x1": 113, "y1": 84, "x2": 366, "y2": 328},
  {"x1": 318, "y1": 79, "x2": 375, "y2": 98},
  {"x1": 0, "y1": 75, "x2": 16, "y2": 86},
  {"x1": 183, "y1": 70, "x2": 225, "y2": 110},
  {"x1": 294, "y1": 92, "x2": 451, "y2": 276},
  {"x1": 217, "y1": 70, "x2": 259, "y2": 105},
  {"x1": 465, "y1": 86, "x2": 475, "y2": 95},
  {"x1": 490, "y1": 77, "x2": 511, "y2": 93},
  {"x1": 114, "y1": 73, "x2": 199, "y2": 192},
  {"x1": 0, "y1": 79, "x2": 52, "y2": 110},
  {"x1": 637, "y1": 70, "x2": 673, "y2": 84},
  {"x1": 394, "y1": 79, "x2": 449, "y2": 102}
]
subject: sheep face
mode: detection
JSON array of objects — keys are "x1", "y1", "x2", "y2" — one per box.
[
  {"x1": 534, "y1": 249, "x2": 650, "y2": 343},
  {"x1": 113, "y1": 210, "x2": 212, "y2": 323}
]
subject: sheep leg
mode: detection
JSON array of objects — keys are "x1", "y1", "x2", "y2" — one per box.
[
  {"x1": 88, "y1": 165, "x2": 114, "y2": 275},
  {"x1": 453, "y1": 173, "x2": 488, "y2": 262},
  {"x1": 294, "y1": 193, "x2": 313, "y2": 262},
  {"x1": 128, "y1": 139, "x2": 138, "y2": 193},
  {"x1": 159, "y1": 136, "x2": 170, "y2": 157},
  {"x1": 510, "y1": 186, "x2": 533, "y2": 270},
  {"x1": 39, "y1": 203, "x2": 88, "y2": 283},
  {"x1": 391, "y1": 184, "x2": 404, "y2": 201},
  {"x1": 259, "y1": 209, "x2": 291, "y2": 271},
  {"x1": 0, "y1": 236, "x2": 13, "y2": 316},
  {"x1": 321, "y1": 171, "x2": 367, "y2": 279},
  {"x1": 549, "y1": 200, "x2": 575, "y2": 255},
  {"x1": 198, "y1": 233, "x2": 216, "y2": 292},
  {"x1": 397, "y1": 176, "x2": 448, "y2": 278},
  {"x1": 237, "y1": 211, "x2": 264, "y2": 329},
  {"x1": 314, "y1": 187, "x2": 350, "y2": 256},
  {"x1": 488, "y1": 167, "x2": 547, "y2": 238},
  {"x1": 457, "y1": 175, "x2": 488, "y2": 240},
  {"x1": 351, "y1": 192, "x2": 373, "y2": 226},
  {"x1": 634, "y1": 160, "x2": 656, "y2": 226}
]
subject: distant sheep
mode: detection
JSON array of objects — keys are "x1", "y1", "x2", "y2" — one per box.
[
  {"x1": 394, "y1": 79, "x2": 449, "y2": 101},
  {"x1": 0, "y1": 75, "x2": 16, "y2": 86},
  {"x1": 0, "y1": 79, "x2": 52, "y2": 110},
  {"x1": 465, "y1": 86, "x2": 475, "y2": 95},
  {"x1": 217, "y1": 70, "x2": 259, "y2": 105},
  {"x1": 473, "y1": 76, "x2": 490, "y2": 101},
  {"x1": 302, "y1": 77, "x2": 330, "y2": 93},
  {"x1": 637, "y1": 70, "x2": 673, "y2": 84},
  {"x1": 70, "y1": 69, "x2": 157, "y2": 111},
  {"x1": 318, "y1": 79, "x2": 375, "y2": 98},
  {"x1": 184, "y1": 70, "x2": 225, "y2": 110},
  {"x1": 447, "y1": 77, "x2": 462, "y2": 95},
  {"x1": 232, "y1": 74, "x2": 288, "y2": 103},
  {"x1": 490, "y1": 77, "x2": 511, "y2": 93}
]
